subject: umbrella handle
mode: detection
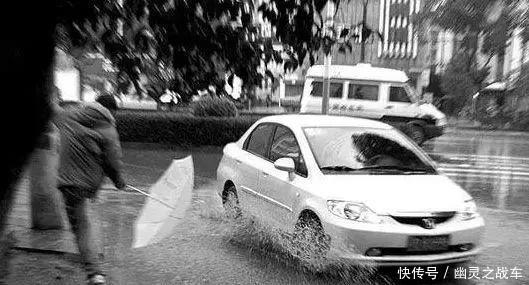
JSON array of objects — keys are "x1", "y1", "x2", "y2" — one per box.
[{"x1": 126, "y1": 184, "x2": 176, "y2": 210}]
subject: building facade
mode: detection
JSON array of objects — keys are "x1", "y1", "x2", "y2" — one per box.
[
  {"x1": 330, "y1": 0, "x2": 431, "y2": 92},
  {"x1": 252, "y1": 0, "x2": 434, "y2": 101},
  {"x1": 429, "y1": 1, "x2": 529, "y2": 86}
]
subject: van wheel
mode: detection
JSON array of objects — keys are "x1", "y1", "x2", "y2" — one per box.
[
  {"x1": 407, "y1": 124, "x2": 425, "y2": 145},
  {"x1": 292, "y1": 215, "x2": 330, "y2": 264},
  {"x1": 222, "y1": 186, "x2": 241, "y2": 219}
]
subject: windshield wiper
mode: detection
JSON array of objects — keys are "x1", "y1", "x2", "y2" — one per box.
[
  {"x1": 320, "y1": 165, "x2": 357, "y2": 172},
  {"x1": 355, "y1": 165, "x2": 436, "y2": 174}
]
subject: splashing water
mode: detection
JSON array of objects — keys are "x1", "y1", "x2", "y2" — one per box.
[{"x1": 199, "y1": 207, "x2": 393, "y2": 285}]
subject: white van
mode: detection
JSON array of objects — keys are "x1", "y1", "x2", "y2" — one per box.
[{"x1": 299, "y1": 64, "x2": 447, "y2": 144}]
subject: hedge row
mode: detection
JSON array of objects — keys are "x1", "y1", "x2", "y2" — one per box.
[{"x1": 115, "y1": 110, "x2": 259, "y2": 146}]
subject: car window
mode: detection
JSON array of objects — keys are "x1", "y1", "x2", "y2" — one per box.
[
  {"x1": 347, "y1": 84, "x2": 379, "y2": 101},
  {"x1": 310, "y1": 81, "x2": 343, "y2": 98},
  {"x1": 244, "y1": 123, "x2": 275, "y2": 158},
  {"x1": 389, "y1": 86, "x2": 412, "y2": 103},
  {"x1": 269, "y1": 126, "x2": 308, "y2": 176}
]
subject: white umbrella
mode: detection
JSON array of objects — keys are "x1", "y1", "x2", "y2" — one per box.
[{"x1": 129, "y1": 155, "x2": 194, "y2": 248}]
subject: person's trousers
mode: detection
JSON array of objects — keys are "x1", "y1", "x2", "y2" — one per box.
[{"x1": 59, "y1": 186, "x2": 102, "y2": 277}]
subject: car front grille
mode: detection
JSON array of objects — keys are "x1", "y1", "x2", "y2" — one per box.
[
  {"x1": 391, "y1": 212, "x2": 456, "y2": 228},
  {"x1": 376, "y1": 245, "x2": 462, "y2": 256}
]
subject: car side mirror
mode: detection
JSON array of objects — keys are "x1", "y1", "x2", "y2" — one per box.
[{"x1": 274, "y1": 157, "x2": 296, "y2": 173}]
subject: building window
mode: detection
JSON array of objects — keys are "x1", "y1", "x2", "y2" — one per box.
[{"x1": 381, "y1": 0, "x2": 420, "y2": 59}]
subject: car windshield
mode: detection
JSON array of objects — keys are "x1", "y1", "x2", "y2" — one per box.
[
  {"x1": 303, "y1": 127, "x2": 436, "y2": 175},
  {"x1": 403, "y1": 84, "x2": 419, "y2": 103}
]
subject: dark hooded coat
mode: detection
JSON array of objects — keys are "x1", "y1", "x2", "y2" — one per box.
[{"x1": 56, "y1": 103, "x2": 124, "y2": 198}]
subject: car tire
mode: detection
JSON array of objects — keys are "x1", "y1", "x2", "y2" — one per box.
[
  {"x1": 292, "y1": 215, "x2": 330, "y2": 263},
  {"x1": 407, "y1": 124, "x2": 426, "y2": 145},
  {"x1": 222, "y1": 186, "x2": 241, "y2": 219}
]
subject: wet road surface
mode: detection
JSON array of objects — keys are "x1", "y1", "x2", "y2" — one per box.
[
  {"x1": 424, "y1": 130, "x2": 529, "y2": 213},
  {"x1": 119, "y1": 130, "x2": 529, "y2": 285},
  {"x1": 10, "y1": 129, "x2": 529, "y2": 284}
]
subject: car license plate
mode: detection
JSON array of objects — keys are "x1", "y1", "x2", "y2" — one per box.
[{"x1": 407, "y1": 235, "x2": 450, "y2": 252}]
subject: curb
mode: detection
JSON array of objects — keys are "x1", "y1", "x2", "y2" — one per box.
[{"x1": 444, "y1": 126, "x2": 529, "y2": 137}]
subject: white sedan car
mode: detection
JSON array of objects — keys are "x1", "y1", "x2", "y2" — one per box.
[{"x1": 216, "y1": 114, "x2": 484, "y2": 266}]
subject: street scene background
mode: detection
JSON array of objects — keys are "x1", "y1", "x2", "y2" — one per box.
[{"x1": 3, "y1": 0, "x2": 529, "y2": 284}]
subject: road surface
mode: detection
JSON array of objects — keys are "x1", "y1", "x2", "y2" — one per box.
[{"x1": 7, "y1": 129, "x2": 529, "y2": 285}]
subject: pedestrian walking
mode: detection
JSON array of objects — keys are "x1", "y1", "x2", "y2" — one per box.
[
  {"x1": 266, "y1": 93, "x2": 272, "y2": 107},
  {"x1": 55, "y1": 94, "x2": 125, "y2": 285}
]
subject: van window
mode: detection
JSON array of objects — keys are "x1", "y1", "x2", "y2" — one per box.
[
  {"x1": 389, "y1": 86, "x2": 412, "y2": 103},
  {"x1": 310, "y1": 81, "x2": 343, "y2": 98},
  {"x1": 347, "y1": 84, "x2": 379, "y2": 101}
]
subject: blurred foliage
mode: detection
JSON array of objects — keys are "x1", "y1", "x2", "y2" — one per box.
[
  {"x1": 191, "y1": 96, "x2": 238, "y2": 117},
  {"x1": 417, "y1": 0, "x2": 529, "y2": 124},
  {"x1": 55, "y1": 0, "x2": 380, "y2": 101},
  {"x1": 55, "y1": 0, "x2": 266, "y2": 101},
  {"x1": 416, "y1": 0, "x2": 527, "y2": 70},
  {"x1": 257, "y1": 0, "x2": 381, "y2": 69},
  {"x1": 417, "y1": 0, "x2": 497, "y2": 34},
  {"x1": 115, "y1": 110, "x2": 257, "y2": 146},
  {"x1": 439, "y1": 52, "x2": 488, "y2": 116},
  {"x1": 508, "y1": 64, "x2": 529, "y2": 129},
  {"x1": 512, "y1": 64, "x2": 529, "y2": 99}
]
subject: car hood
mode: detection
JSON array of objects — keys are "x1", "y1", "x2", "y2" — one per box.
[
  {"x1": 316, "y1": 175, "x2": 471, "y2": 215},
  {"x1": 419, "y1": 103, "x2": 446, "y2": 120}
]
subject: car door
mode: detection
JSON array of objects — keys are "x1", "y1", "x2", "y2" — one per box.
[
  {"x1": 383, "y1": 85, "x2": 421, "y2": 120},
  {"x1": 308, "y1": 80, "x2": 346, "y2": 114},
  {"x1": 343, "y1": 82, "x2": 384, "y2": 119},
  {"x1": 239, "y1": 123, "x2": 276, "y2": 216},
  {"x1": 258, "y1": 125, "x2": 308, "y2": 231}
]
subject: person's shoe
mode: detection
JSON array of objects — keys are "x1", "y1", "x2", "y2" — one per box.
[{"x1": 88, "y1": 274, "x2": 106, "y2": 285}]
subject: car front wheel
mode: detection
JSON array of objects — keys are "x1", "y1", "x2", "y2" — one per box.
[
  {"x1": 292, "y1": 215, "x2": 330, "y2": 264},
  {"x1": 222, "y1": 186, "x2": 241, "y2": 219}
]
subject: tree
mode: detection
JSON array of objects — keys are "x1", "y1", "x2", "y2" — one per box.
[
  {"x1": 55, "y1": 0, "x2": 270, "y2": 102},
  {"x1": 56, "y1": 0, "x2": 383, "y2": 103},
  {"x1": 256, "y1": 0, "x2": 381, "y2": 70},
  {"x1": 440, "y1": 52, "x2": 488, "y2": 115}
]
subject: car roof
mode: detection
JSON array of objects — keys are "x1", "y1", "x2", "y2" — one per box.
[
  {"x1": 305, "y1": 64, "x2": 409, "y2": 83},
  {"x1": 256, "y1": 114, "x2": 394, "y2": 130}
]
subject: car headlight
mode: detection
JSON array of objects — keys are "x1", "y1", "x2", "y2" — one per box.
[
  {"x1": 327, "y1": 201, "x2": 383, "y2": 223},
  {"x1": 436, "y1": 116, "x2": 448, "y2": 127},
  {"x1": 461, "y1": 200, "x2": 479, "y2": 220}
]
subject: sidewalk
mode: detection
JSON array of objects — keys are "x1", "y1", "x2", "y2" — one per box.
[
  {"x1": 5, "y1": 177, "x2": 101, "y2": 255},
  {"x1": 239, "y1": 106, "x2": 287, "y2": 115},
  {"x1": 1, "y1": 184, "x2": 141, "y2": 285},
  {"x1": 1, "y1": 177, "x2": 108, "y2": 284}
]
